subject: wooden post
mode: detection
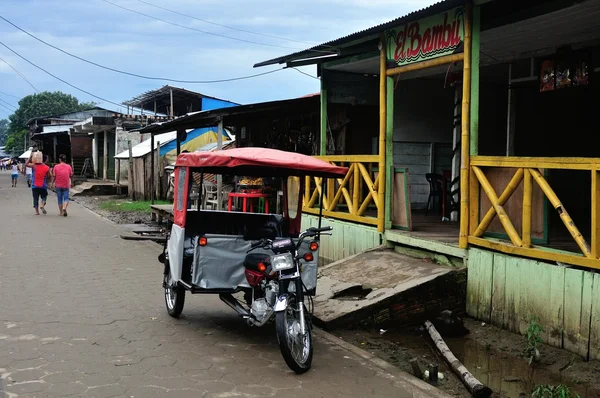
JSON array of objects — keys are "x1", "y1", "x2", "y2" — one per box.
[
  {"x1": 176, "y1": 129, "x2": 182, "y2": 155},
  {"x1": 459, "y1": 3, "x2": 472, "y2": 249},
  {"x1": 377, "y1": 36, "x2": 387, "y2": 233},
  {"x1": 128, "y1": 140, "x2": 134, "y2": 200},
  {"x1": 53, "y1": 135, "x2": 57, "y2": 163},
  {"x1": 506, "y1": 64, "x2": 516, "y2": 156},
  {"x1": 469, "y1": 5, "x2": 480, "y2": 157},
  {"x1": 320, "y1": 78, "x2": 327, "y2": 155},
  {"x1": 116, "y1": 158, "x2": 120, "y2": 185},
  {"x1": 150, "y1": 133, "x2": 155, "y2": 204},
  {"x1": 92, "y1": 132, "x2": 99, "y2": 177},
  {"x1": 156, "y1": 141, "x2": 160, "y2": 201},
  {"x1": 217, "y1": 119, "x2": 223, "y2": 210},
  {"x1": 592, "y1": 168, "x2": 600, "y2": 258},
  {"x1": 103, "y1": 130, "x2": 108, "y2": 180},
  {"x1": 169, "y1": 87, "x2": 174, "y2": 119},
  {"x1": 385, "y1": 76, "x2": 395, "y2": 230},
  {"x1": 522, "y1": 169, "x2": 532, "y2": 248}
]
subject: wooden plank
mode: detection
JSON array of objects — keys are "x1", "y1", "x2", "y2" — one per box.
[
  {"x1": 471, "y1": 156, "x2": 600, "y2": 170},
  {"x1": 589, "y1": 273, "x2": 600, "y2": 360},
  {"x1": 563, "y1": 268, "x2": 592, "y2": 357},
  {"x1": 547, "y1": 263, "x2": 565, "y2": 347},
  {"x1": 466, "y1": 249, "x2": 483, "y2": 318},
  {"x1": 592, "y1": 169, "x2": 600, "y2": 258},
  {"x1": 468, "y1": 236, "x2": 600, "y2": 270},
  {"x1": 315, "y1": 155, "x2": 379, "y2": 163},
  {"x1": 385, "y1": 230, "x2": 466, "y2": 258},
  {"x1": 503, "y1": 255, "x2": 521, "y2": 333},
  {"x1": 392, "y1": 170, "x2": 411, "y2": 230},
  {"x1": 473, "y1": 249, "x2": 494, "y2": 322},
  {"x1": 490, "y1": 253, "x2": 506, "y2": 329}
]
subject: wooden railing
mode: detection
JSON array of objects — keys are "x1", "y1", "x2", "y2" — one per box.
[
  {"x1": 468, "y1": 156, "x2": 600, "y2": 269},
  {"x1": 303, "y1": 155, "x2": 382, "y2": 227}
]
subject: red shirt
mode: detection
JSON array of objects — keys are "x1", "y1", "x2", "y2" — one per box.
[
  {"x1": 33, "y1": 164, "x2": 50, "y2": 188},
  {"x1": 53, "y1": 163, "x2": 73, "y2": 189}
]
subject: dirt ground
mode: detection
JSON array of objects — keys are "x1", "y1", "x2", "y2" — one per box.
[
  {"x1": 337, "y1": 318, "x2": 600, "y2": 397},
  {"x1": 74, "y1": 195, "x2": 161, "y2": 226}
]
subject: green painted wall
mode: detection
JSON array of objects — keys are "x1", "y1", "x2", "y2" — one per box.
[
  {"x1": 302, "y1": 214, "x2": 382, "y2": 263},
  {"x1": 467, "y1": 247, "x2": 600, "y2": 360}
]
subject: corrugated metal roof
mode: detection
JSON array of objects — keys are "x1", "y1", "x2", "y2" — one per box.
[{"x1": 254, "y1": 0, "x2": 462, "y2": 68}]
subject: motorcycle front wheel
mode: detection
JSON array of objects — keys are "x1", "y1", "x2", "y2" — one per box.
[{"x1": 275, "y1": 295, "x2": 313, "y2": 374}]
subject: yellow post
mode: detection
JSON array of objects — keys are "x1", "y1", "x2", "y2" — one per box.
[
  {"x1": 522, "y1": 169, "x2": 532, "y2": 248},
  {"x1": 469, "y1": 167, "x2": 479, "y2": 235},
  {"x1": 593, "y1": 168, "x2": 600, "y2": 258},
  {"x1": 473, "y1": 166, "x2": 523, "y2": 247},
  {"x1": 353, "y1": 163, "x2": 360, "y2": 215},
  {"x1": 473, "y1": 168, "x2": 524, "y2": 237},
  {"x1": 530, "y1": 168, "x2": 592, "y2": 257},
  {"x1": 459, "y1": 3, "x2": 472, "y2": 249},
  {"x1": 377, "y1": 35, "x2": 387, "y2": 233}
]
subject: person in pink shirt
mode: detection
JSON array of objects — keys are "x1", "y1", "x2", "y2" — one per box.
[{"x1": 50, "y1": 154, "x2": 73, "y2": 217}]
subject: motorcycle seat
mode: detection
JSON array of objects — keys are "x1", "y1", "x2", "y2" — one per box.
[{"x1": 244, "y1": 253, "x2": 270, "y2": 272}]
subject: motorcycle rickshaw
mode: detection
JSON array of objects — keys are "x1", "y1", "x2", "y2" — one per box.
[{"x1": 159, "y1": 147, "x2": 347, "y2": 373}]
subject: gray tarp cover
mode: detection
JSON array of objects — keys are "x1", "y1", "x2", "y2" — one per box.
[{"x1": 192, "y1": 234, "x2": 318, "y2": 292}]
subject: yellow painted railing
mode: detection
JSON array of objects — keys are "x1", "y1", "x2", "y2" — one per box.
[
  {"x1": 468, "y1": 156, "x2": 600, "y2": 269},
  {"x1": 303, "y1": 155, "x2": 382, "y2": 228}
]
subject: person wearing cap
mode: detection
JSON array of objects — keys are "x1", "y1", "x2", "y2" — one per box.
[{"x1": 50, "y1": 154, "x2": 73, "y2": 217}]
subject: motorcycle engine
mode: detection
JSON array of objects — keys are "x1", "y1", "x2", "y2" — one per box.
[{"x1": 249, "y1": 281, "x2": 278, "y2": 324}]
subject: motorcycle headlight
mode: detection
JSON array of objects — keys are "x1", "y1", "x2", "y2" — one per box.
[{"x1": 270, "y1": 253, "x2": 295, "y2": 271}]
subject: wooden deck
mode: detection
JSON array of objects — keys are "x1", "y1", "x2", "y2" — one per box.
[{"x1": 150, "y1": 204, "x2": 174, "y2": 223}]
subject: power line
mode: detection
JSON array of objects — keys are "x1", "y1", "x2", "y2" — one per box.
[
  {"x1": 0, "y1": 14, "x2": 288, "y2": 84},
  {"x1": 0, "y1": 89, "x2": 20, "y2": 99},
  {"x1": 0, "y1": 40, "x2": 123, "y2": 108},
  {"x1": 0, "y1": 96, "x2": 16, "y2": 109},
  {"x1": 0, "y1": 101, "x2": 13, "y2": 114},
  {"x1": 0, "y1": 54, "x2": 38, "y2": 92},
  {"x1": 290, "y1": 67, "x2": 319, "y2": 80},
  {"x1": 134, "y1": 0, "x2": 317, "y2": 46},
  {"x1": 100, "y1": 0, "x2": 310, "y2": 51}
]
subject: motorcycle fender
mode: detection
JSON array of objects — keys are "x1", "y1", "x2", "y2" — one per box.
[{"x1": 274, "y1": 294, "x2": 290, "y2": 313}]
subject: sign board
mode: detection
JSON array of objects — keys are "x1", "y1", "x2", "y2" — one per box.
[{"x1": 385, "y1": 6, "x2": 465, "y2": 67}]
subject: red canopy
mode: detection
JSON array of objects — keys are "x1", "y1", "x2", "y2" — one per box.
[{"x1": 175, "y1": 147, "x2": 348, "y2": 178}]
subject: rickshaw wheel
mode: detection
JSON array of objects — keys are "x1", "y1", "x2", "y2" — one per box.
[
  {"x1": 164, "y1": 271, "x2": 185, "y2": 318},
  {"x1": 275, "y1": 295, "x2": 313, "y2": 374}
]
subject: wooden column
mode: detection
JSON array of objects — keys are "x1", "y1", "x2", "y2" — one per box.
[
  {"x1": 116, "y1": 159, "x2": 121, "y2": 185},
  {"x1": 53, "y1": 135, "x2": 57, "y2": 163},
  {"x1": 216, "y1": 119, "x2": 223, "y2": 210},
  {"x1": 92, "y1": 132, "x2": 99, "y2": 177},
  {"x1": 385, "y1": 76, "x2": 395, "y2": 230},
  {"x1": 128, "y1": 140, "x2": 134, "y2": 200},
  {"x1": 469, "y1": 5, "x2": 480, "y2": 157},
  {"x1": 320, "y1": 77, "x2": 327, "y2": 155},
  {"x1": 150, "y1": 133, "x2": 155, "y2": 204},
  {"x1": 156, "y1": 141, "x2": 160, "y2": 201},
  {"x1": 592, "y1": 168, "x2": 600, "y2": 258},
  {"x1": 103, "y1": 130, "x2": 108, "y2": 180},
  {"x1": 377, "y1": 37, "x2": 387, "y2": 233},
  {"x1": 459, "y1": 3, "x2": 472, "y2": 249},
  {"x1": 169, "y1": 88, "x2": 174, "y2": 119}
]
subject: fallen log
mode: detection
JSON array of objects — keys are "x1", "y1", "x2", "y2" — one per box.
[{"x1": 425, "y1": 320, "x2": 492, "y2": 398}]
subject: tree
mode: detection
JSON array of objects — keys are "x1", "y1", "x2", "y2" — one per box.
[
  {"x1": 4, "y1": 91, "x2": 96, "y2": 153},
  {"x1": 0, "y1": 119, "x2": 8, "y2": 146}
]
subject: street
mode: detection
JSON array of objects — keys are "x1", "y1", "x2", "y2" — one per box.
[{"x1": 0, "y1": 172, "x2": 444, "y2": 398}]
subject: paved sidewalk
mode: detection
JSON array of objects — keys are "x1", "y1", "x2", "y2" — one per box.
[{"x1": 0, "y1": 172, "x2": 448, "y2": 397}]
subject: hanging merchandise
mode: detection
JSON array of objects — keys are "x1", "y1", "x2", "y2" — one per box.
[{"x1": 539, "y1": 59, "x2": 555, "y2": 92}]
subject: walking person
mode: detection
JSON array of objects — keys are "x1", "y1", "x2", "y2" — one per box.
[
  {"x1": 26, "y1": 153, "x2": 51, "y2": 215},
  {"x1": 50, "y1": 154, "x2": 73, "y2": 217},
  {"x1": 25, "y1": 163, "x2": 33, "y2": 187},
  {"x1": 11, "y1": 160, "x2": 19, "y2": 187}
]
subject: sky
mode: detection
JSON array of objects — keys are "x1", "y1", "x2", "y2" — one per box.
[{"x1": 0, "y1": 0, "x2": 437, "y2": 116}]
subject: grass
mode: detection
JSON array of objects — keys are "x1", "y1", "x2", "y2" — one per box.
[{"x1": 99, "y1": 199, "x2": 171, "y2": 212}]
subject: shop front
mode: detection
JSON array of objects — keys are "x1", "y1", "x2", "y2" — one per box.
[{"x1": 256, "y1": 0, "x2": 600, "y2": 358}]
